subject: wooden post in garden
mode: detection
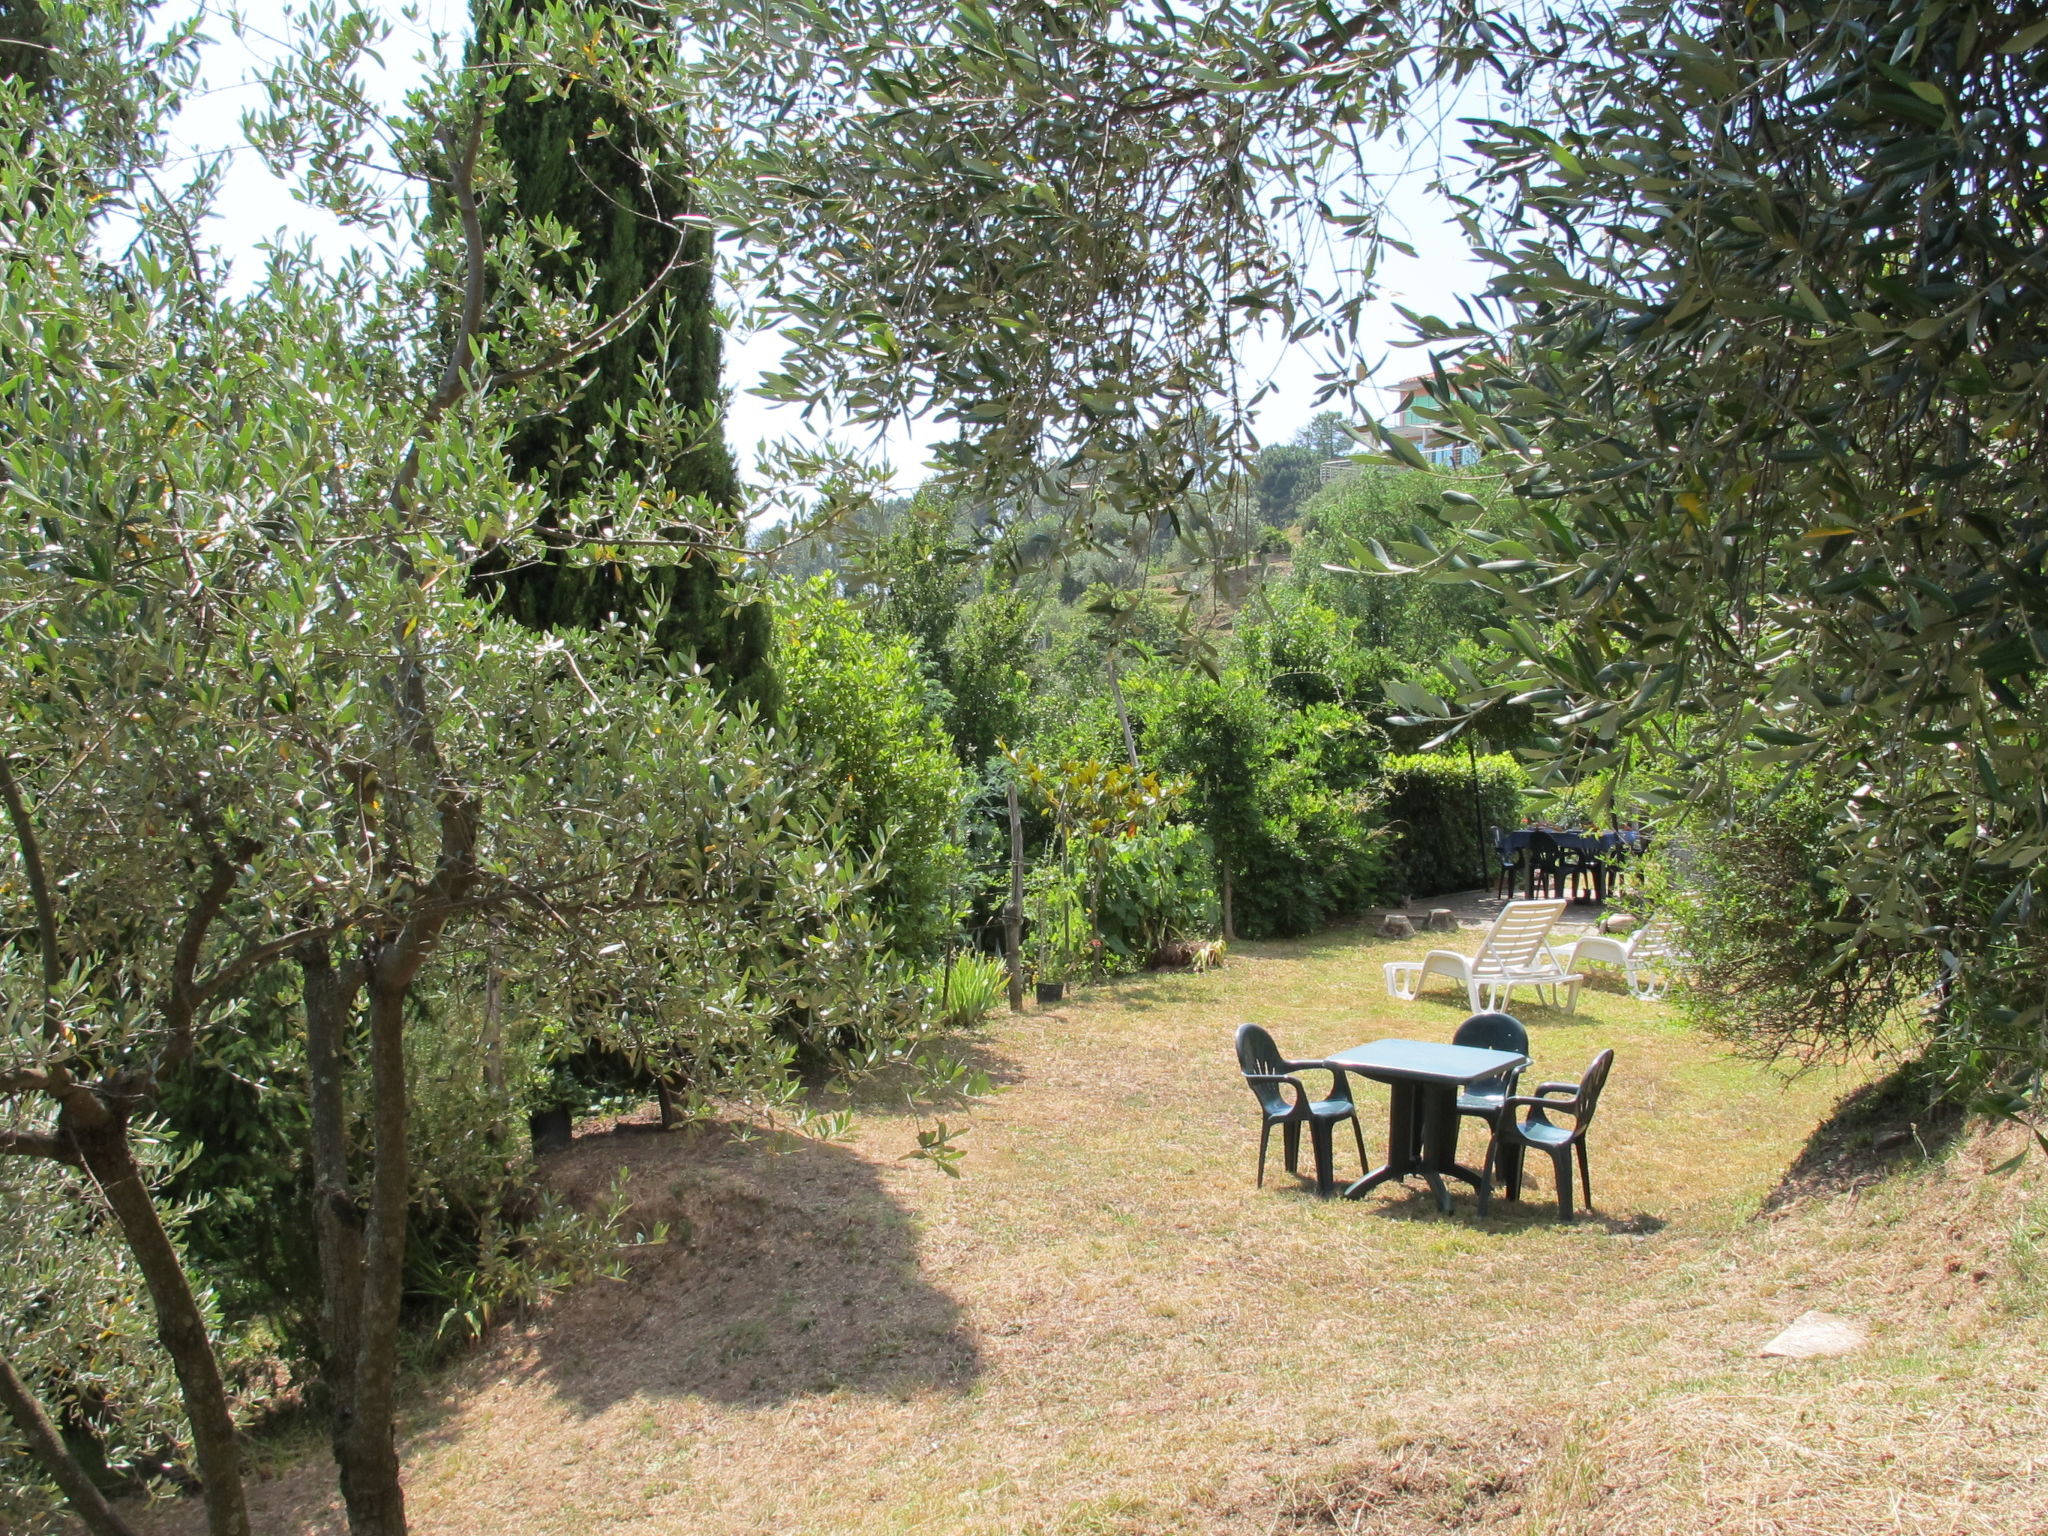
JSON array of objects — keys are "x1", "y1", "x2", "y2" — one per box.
[
  {"x1": 1466, "y1": 732, "x2": 1488, "y2": 892},
  {"x1": 1006, "y1": 779, "x2": 1026, "y2": 1012},
  {"x1": 1107, "y1": 651, "x2": 1141, "y2": 771}
]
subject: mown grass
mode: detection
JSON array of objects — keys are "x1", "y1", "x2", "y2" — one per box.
[{"x1": 132, "y1": 919, "x2": 2048, "y2": 1535}]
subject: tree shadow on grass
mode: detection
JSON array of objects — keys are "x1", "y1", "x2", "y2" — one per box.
[
  {"x1": 517, "y1": 1118, "x2": 980, "y2": 1416},
  {"x1": 1761, "y1": 1058, "x2": 1968, "y2": 1214}
]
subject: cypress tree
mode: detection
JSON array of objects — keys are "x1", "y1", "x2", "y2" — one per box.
[{"x1": 472, "y1": 0, "x2": 775, "y2": 713}]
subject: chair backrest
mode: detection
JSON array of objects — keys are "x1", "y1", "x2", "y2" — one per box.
[
  {"x1": 1234, "y1": 1023, "x2": 1291, "y2": 1116},
  {"x1": 1472, "y1": 899, "x2": 1567, "y2": 972},
  {"x1": 1526, "y1": 829, "x2": 1560, "y2": 866},
  {"x1": 1452, "y1": 1011, "x2": 1530, "y2": 1058},
  {"x1": 1573, "y1": 1048, "x2": 1616, "y2": 1129}
]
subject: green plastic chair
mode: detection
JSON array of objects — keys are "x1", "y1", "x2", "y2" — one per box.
[
  {"x1": 1234, "y1": 1023, "x2": 1367, "y2": 1198},
  {"x1": 1397, "y1": 1012, "x2": 1530, "y2": 1169},
  {"x1": 1483, "y1": 1048, "x2": 1615, "y2": 1221},
  {"x1": 1451, "y1": 1010, "x2": 1530, "y2": 1155}
]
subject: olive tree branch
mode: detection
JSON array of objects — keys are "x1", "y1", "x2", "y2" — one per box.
[
  {"x1": 0, "y1": 1128, "x2": 78, "y2": 1164},
  {"x1": 0, "y1": 755, "x2": 62, "y2": 1031}
]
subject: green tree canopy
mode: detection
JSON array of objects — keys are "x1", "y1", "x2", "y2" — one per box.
[{"x1": 1374, "y1": 0, "x2": 2048, "y2": 1094}]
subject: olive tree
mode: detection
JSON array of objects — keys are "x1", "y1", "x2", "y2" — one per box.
[
  {"x1": 1354, "y1": 0, "x2": 2048, "y2": 1105},
  {"x1": 0, "y1": 6, "x2": 953, "y2": 1536}
]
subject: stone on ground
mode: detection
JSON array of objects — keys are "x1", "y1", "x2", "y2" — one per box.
[
  {"x1": 1758, "y1": 1310, "x2": 1865, "y2": 1359},
  {"x1": 1380, "y1": 913, "x2": 1415, "y2": 939},
  {"x1": 1426, "y1": 908, "x2": 1458, "y2": 932}
]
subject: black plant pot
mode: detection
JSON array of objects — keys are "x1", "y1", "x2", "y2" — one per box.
[
  {"x1": 1035, "y1": 980, "x2": 1066, "y2": 1005},
  {"x1": 527, "y1": 1104, "x2": 574, "y2": 1156}
]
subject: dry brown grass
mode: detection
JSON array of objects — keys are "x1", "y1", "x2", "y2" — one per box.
[{"x1": 130, "y1": 921, "x2": 2048, "y2": 1535}]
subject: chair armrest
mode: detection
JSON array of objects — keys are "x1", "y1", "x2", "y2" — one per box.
[
  {"x1": 1506, "y1": 1092, "x2": 1582, "y2": 1119},
  {"x1": 1244, "y1": 1071, "x2": 1310, "y2": 1110},
  {"x1": 1530, "y1": 1081, "x2": 1580, "y2": 1096},
  {"x1": 1283, "y1": 1062, "x2": 1355, "y2": 1097}
]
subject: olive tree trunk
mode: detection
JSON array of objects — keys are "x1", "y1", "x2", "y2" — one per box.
[
  {"x1": 65, "y1": 1110, "x2": 250, "y2": 1536},
  {"x1": 299, "y1": 938, "x2": 369, "y2": 1504},
  {"x1": 325, "y1": 978, "x2": 413, "y2": 1536},
  {"x1": 0, "y1": 1347, "x2": 140, "y2": 1536}
]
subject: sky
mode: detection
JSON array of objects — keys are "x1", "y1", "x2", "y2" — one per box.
[{"x1": 166, "y1": 0, "x2": 1493, "y2": 489}]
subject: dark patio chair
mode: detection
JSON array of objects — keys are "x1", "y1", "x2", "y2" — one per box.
[
  {"x1": 1489, "y1": 826, "x2": 1518, "y2": 898},
  {"x1": 1524, "y1": 829, "x2": 1564, "y2": 899},
  {"x1": 1554, "y1": 836, "x2": 1598, "y2": 901},
  {"x1": 1234, "y1": 1023, "x2": 1368, "y2": 1198},
  {"x1": 1483, "y1": 1048, "x2": 1615, "y2": 1221},
  {"x1": 1451, "y1": 1009, "x2": 1530, "y2": 1149},
  {"x1": 1402, "y1": 1011, "x2": 1530, "y2": 1168}
]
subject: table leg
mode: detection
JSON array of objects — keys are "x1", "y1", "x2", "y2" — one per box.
[
  {"x1": 1342, "y1": 1082, "x2": 1421, "y2": 1200},
  {"x1": 1344, "y1": 1084, "x2": 1499, "y2": 1213},
  {"x1": 1419, "y1": 1086, "x2": 1458, "y2": 1214}
]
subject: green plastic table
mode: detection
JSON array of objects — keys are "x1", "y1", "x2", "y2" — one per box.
[{"x1": 1316, "y1": 1039, "x2": 1530, "y2": 1213}]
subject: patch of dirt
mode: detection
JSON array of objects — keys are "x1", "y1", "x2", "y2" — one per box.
[
  {"x1": 519, "y1": 1114, "x2": 981, "y2": 1411},
  {"x1": 1277, "y1": 1430, "x2": 1542, "y2": 1533},
  {"x1": 1762, "y1": 1059, "x2": 1967, "y2": 1214}
]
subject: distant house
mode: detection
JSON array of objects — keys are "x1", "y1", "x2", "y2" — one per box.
[{"x1": 1386, "y1": 375, "x2": 1480, "y2": 470}]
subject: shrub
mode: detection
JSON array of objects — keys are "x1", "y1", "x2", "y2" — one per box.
[
  {"x1": 0, "y1": 1155, "x2": 191, "y2": 1531},
  {"x1": 941, "y1": 591, "x2": 1037, "y2": 767},
  {"x1": 1236, "y1": 590, "x2": 1403, "y2": 710},
  {"x1": 1380, "y1": 753, "x2": 1526, "y2": 899},
  {"x1": 929, "y1": 952, "x2": 1007, "y2": 1029},
  {"x1": 1096, "y1": 822, "x2": 1220, "y2": 962},
  {"x1": 774, "y1": 579, "x2": 971, "y2": 958},
  {"x1": 1135, "y1": 670, "x2": 1387, "y2": 939},
  {"x1": 1659, "y1": 770, "x2": 1931, "y2": 1063},
  {"x1": 1021, "y1": 859, "x2": 1089, "y2": 982}
]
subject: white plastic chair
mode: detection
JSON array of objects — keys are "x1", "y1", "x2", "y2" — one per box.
[
  {"x1": 1554, "y1": 912, "x2": 1684, "y2": 1000},
  {"x1": 1383, "y1": 898, "x2": 1582, "y2": 1013}
]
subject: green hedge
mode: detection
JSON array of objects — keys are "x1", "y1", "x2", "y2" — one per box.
[{"x1": 1380, "y1": 753, "x2": 1527, "y2": 899}]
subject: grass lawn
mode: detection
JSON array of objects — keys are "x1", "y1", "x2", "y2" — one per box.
[{"x1": 138, "y1": 921, "x2": 2048, "y2": 1535}]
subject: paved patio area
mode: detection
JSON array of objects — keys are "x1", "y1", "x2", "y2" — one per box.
[{"x1": 1393, "y1": 886, "x2": 1631, "y2": 935}]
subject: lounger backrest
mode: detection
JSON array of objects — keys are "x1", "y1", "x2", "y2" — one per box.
[
  {"x1": 1473, "y1": 899, "x2": 1567, "y2": 972},
  {"x1": 1630, "y1": 912, "x2": 1680, "y2": 960}
]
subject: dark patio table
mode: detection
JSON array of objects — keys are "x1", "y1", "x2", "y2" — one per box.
[
  {"x1": 1316, "y1": 1039, "x2": 1530, "y2": 1214},
  {"x1": 1499, "y1": 828, "x2": 1644, "y2": 902}
]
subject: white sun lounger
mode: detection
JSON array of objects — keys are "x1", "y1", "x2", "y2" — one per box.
[
  {"x1": 1384, "y1": 898, "x2": 1582, "y2": 1013},
  {"x1": 1554, "y1": 912, "x2": 1684, "y2": 1000}
]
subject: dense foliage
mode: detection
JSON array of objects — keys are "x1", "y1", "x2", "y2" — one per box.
[
  {"x1": 1380, "y1": 753, "x2": 1527, "y2": 900},
  {"x1": 1377, "y1": 0, "x2": 2048, "y2": 1103},
  {"x1": 772, "y1": 581, "x2": 971, "y2": 960},
  {"x1": 1133, "y1": 668, "x2": 1387, "y2": 940},
  {"x1": 1655, "y1": 770, "x2": 1927, "y2": 1063}
]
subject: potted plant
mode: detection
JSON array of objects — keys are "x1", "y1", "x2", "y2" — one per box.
[{"x1": 1033, "y1": 956, "x2": 1068, "y2": 1006}]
